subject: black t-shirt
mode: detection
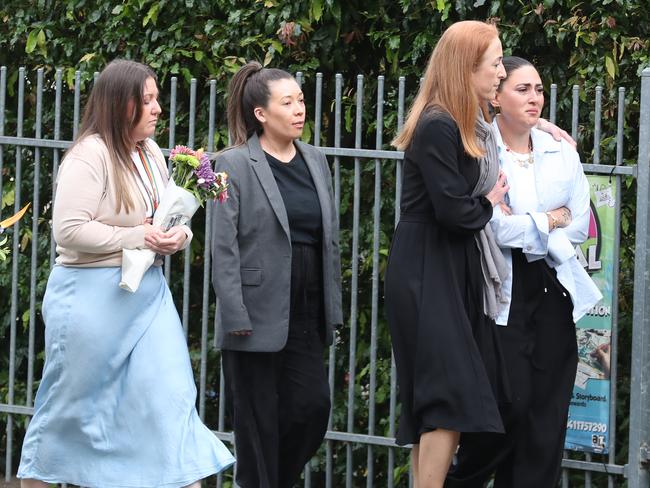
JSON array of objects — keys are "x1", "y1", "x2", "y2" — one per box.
[{"x1": 265, "y1": 150, "x2": 323, "y2": 245}]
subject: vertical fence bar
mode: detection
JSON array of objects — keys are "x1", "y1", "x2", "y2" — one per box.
[
  {"x1": 569, "y1": 76, "x2": 585, "y2": 485},
  {"x1": 6, "y1": 66, "x2": 25, "y2": 481},
  {"x1": 50, "y1": 68, "x2": 63, "y2": 268},
  {"x1": 314, "y1": 73, "x2": 323, "y2": 147},
  {"x1": 73, "y1": 71, "x2": 81, "y2": 139},
  {"x1": 167, "y1": 76, "x2": 178, "y2": 167},
  {"x1": 181, "y1": 78, "x2": 197, "y2": 339},
  {"x1": 199, "y1": 79, "x2": 217, "y2": 422},
  {"x1": 334, "y1": 74, "x2": 342, "y2": 211},
  {"x1": 549, "y1": 83, "x2": 557, "y2": 125},
  {"x1": 549, "y1": 71, "x2": 560, "y2": 488},
  {"x1": 295, "y1": 71, "x2": 303, "y2": 89},
  {"x1": 387, "y1": 75, "x2": 406, "y2": 488},
  {"x1": 165, "y1": 76, "x2": 177, "y2": 281},
  {"x1": 607, "y1": 86, "x2": 625, "y2": 488},
  {"x1": 346, "y1": 74, "x2": 364, "y2": 488},
  {"x1": 304, "y1": 464, "x2": 311, "y2": 488},
  {"x1": 366, "y1": 75, "x2": 384, "y2": 488},
  {"x1": 27, "y1": 68, "x2": 44, "y2": 409},
  {"x1": 556, "y1": 82, "x2": 565, "y2": 488},
  {"x1": 0, "y1": 68, "x2": 4, "y2": 477},
  {"x1": 326, "y1": 73, "x2": 343, "y2": 488},
  {"x1": 0, "y1": 67, "x2": 5, "y2": 202},
  {"x1": 571, "y1": 85, "x2": 579, "y2": 142},
  {"x1": 585, "y1": 87, "x2": 602, "y2": 488},
  {"x1": 302, "y1": 70, "x2": 317, "y2": 487},
  {"x1": 628, "y1": 67, "x2": 650, "y2": 488},
  {"x1": 217, "y1": 367, "x2": 227, "y2": 488},
  {"x1": 592, "y1": 86, "x2": 602, "y2": 164}
]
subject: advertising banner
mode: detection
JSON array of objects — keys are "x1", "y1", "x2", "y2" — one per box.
[{"x1": 565, "y1": 175, "x2": 616, "y2": 454}]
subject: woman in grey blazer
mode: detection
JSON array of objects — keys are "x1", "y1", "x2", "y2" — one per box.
[{"x1": 210, "y1": 61, "x2": 342, "y2": 488}]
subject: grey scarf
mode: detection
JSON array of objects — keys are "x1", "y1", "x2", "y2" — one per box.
[{"x1": 473, "y1": 113, "x2": 510, "y2": 319}]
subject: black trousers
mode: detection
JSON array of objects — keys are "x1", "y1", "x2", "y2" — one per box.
[
  {"x1": 446, "y1": 249, "x2": 578, "y2": 488},
  {"x1": 222, "y1": 244, "x2": 330, "y2": 488}
]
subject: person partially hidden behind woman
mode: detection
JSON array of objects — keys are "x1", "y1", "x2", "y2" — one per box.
[
  {"x1": 385, "y1": 20, "x2": 577, "y2": 488},
  {"x1": 17, "y1": 59, "x2": 234, "y2": 488},
  {"x1": 445, "y1": 56, "x2": 602, "y2": 488},
  {"x1": 210, "y1": 61, "x2": 342, "y2": 488}
]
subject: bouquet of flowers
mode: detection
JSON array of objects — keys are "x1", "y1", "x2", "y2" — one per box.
[{"x1": 119, "y1": 146, "x2": 228, "y2": 292}]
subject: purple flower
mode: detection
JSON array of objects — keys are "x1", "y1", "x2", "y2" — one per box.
[{"x1": 194, "y1": 160, "x2": 217, "y2": 189}]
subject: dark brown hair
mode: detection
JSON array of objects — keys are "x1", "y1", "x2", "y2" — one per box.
[
  {"x1": 226, "y1": 61, "x2": 294, "y2": 146},
  {"x1": 498, "y1": 56, "x2": 535, "y2": 91},
  {"x1": 73, "y1": 59, "x2": 157, "y2": 213}
]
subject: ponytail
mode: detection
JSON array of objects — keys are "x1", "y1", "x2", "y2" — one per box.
[{"x1": 226, "y1": 61, "x2": 294, "y2": 147}]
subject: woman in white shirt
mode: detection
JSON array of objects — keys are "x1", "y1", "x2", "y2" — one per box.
[{"x1": 446, "y1": 56, "x2": 601, "y2": 488}]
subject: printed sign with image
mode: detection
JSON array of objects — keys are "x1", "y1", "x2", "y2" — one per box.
[{"x1": 565, "y1": 175, "x2": 615, "y2": 454}]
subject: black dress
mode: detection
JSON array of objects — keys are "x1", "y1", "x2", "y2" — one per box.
[{"x1": 385, "y1": 111, "x2": 506, "y2": 446}]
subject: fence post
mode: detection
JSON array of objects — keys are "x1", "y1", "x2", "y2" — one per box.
[{"x1": 629, "y1": 67, "x2": 650, "y2": 488}]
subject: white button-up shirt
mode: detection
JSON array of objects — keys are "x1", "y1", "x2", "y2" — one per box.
[{"x1": 489, "y1": 121, "x2": 602, "y2": 325}]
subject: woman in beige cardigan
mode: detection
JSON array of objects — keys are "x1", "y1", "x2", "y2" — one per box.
[{"x1": 17, "y1": 59, "x2": 233, "y2": 488}]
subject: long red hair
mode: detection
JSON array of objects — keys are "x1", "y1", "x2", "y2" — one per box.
[{"x1": 392, "y1": 21, "x2": 499, "y2": 157}]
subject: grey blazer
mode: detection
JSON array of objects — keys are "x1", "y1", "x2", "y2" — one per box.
[{"x1": 211, "y1": 134, "x2": 343, "y2": 352}]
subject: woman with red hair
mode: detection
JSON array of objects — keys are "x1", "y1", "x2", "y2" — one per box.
[{"x1": 386, "y1": 21, "x2": 571, "y2": 487}]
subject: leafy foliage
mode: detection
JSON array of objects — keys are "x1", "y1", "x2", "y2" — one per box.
[{"x1": 1, "y1": 0, "x2": 649, "y2": 485}]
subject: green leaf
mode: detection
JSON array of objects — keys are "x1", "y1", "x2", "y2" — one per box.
[
  {"x1": 25, "y1": 29, "x2": 40, "y2": 54},
  {"x1": 88, "y1": 9, "x2": 101, "y2": 23},
  {"x1": 263, "y1": 49, "x2": 274, "y2": 66},
  {"x1": 605, "y1": 55, "x2": 616, "y2": 79},
  {"x1": 65, "y1": 67, "x2": 76, "y2": 90},
  {"x1": 180, "y1": 67, "x2": 193, "y2": 83},
  {"x1": 79, "y1": 52, "x2": 96, "y2": 63},
  {"x1": 435, "y1": 0, "x2": 446, "y2": 12},
  {"x1": 301, "y1": 121, "x2": 312, "y2": 143},
  {"x1": 2, "y1": 189, "x2": 15, "y2": 209},
  {"x1": 270, "y1": 39, "x2": 284, "y2": 54},
  {"x1": 310, "y1": 0, "x2": 323, "y2": 21},
  {"x1": 22, "y1": 309, "x2": 30, "y2": 329},
  {"x1": 143, "y1": 3, "x2": 160, "y2": 27}
]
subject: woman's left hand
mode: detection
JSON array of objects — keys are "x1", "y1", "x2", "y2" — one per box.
[
  {"x1": 537, "y1": 118, "x2": 576, "y2": 148},
  {"x1": 145, "y1": 225, "x2": 188, "y2": 255}
]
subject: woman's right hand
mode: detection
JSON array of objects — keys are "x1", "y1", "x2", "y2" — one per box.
[
  {"x1": 546, "y1": 206, "x2": 572, "y2": 230},
  {"x1": 144, "y1": 223, "x2": 188, "y2": 255},
  {"x1": 485, "y1": 171, "x2": 510, "y2": 207}
]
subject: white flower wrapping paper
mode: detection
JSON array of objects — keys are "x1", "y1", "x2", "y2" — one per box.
[{"x1": 119, "y1": 179, "x2": 200, "y2": 292}]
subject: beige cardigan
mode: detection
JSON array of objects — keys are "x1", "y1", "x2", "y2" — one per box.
[{"x1": 53, "y1": 134, "x2": 191, "y2": 267}]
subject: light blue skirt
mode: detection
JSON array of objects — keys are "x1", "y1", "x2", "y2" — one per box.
[{"x1": 18, "y1": 266, "x2": 234, "y2": 487}]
